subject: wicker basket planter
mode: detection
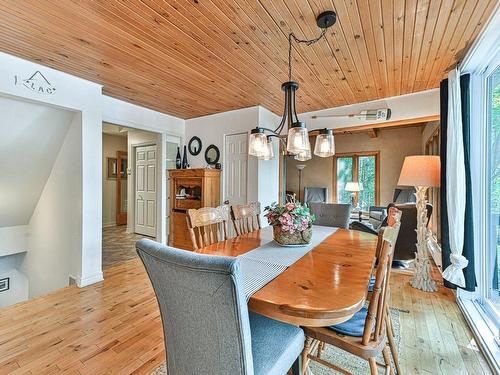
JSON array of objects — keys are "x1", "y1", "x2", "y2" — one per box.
[{"x1": 273, "y1": 225, "x2": 312, "y2": 246}]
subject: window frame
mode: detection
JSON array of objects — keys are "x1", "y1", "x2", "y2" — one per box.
[
  {"x1": 332, "y1": 151, "x2": 380, "y2": 207},
  {"x1": 460, "y1": 45, "x2": 500, "y2": 370}
]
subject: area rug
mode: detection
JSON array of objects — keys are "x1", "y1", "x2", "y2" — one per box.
[{"x1": 150, "y1": 308, "x2": 403, "y2": 375}]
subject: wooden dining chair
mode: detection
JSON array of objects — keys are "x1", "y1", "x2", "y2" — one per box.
[
  {"x1": 230, "y1": 202, "x2": 261, "y2": 235},
  {"x1": 368, "y1": 207, "x2": 402, "y2": 374},
  {"x1": 301, "y1": 212, "x2": 401, "y2": 375},
  {"x1": 186, "y1": 205, "x2": 229, "y2": 250}
]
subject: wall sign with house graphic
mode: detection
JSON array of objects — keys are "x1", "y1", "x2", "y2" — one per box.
[{"x1": 14, "y1": 71, "x2": 56, "y2": 95}]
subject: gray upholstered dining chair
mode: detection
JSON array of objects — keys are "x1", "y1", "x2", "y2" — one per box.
[
  {"x1": 303, "y1": 187, "x2": 328, "y2": 204},
  {"x1": 136, "y1": 239, "x2": 305, "y2": 375},
  {"x1": 308, "y1": 202, "x2": 352, "y2": 228}
]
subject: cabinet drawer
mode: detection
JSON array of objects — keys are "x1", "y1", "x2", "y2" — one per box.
[{"x1": 174, "y1": 198, "x2": 201, "y2": 210}]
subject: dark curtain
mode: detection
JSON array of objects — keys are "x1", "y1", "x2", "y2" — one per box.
[{"x1": 440, "y1": 74, "x2": 476, "y2": 291}]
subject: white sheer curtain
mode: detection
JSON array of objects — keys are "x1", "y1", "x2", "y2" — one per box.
[{"x1": 443, "y1": 68, "x2": 468, "y2": 287}]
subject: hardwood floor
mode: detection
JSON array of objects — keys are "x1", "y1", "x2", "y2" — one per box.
[
  {"x1": 0, "y1": 259, "x2": 492, "y2": 375},
  {"x1": 102, "y1": 226, "x2": 152, "y2": 269}
]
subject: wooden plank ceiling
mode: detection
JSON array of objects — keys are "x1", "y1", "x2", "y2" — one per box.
[{"x1": 0, "y1": 0, "x2": 495, "y2": 119}]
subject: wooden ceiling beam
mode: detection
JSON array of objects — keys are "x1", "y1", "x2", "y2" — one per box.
[
  {"x1": 332, "y1": 114, "x2": 440, "y2": 135},
  {"x1": 367, "y1": 128, "x2": 378, "y2": 138}
]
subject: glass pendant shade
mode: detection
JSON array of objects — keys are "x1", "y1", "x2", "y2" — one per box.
[
  {"x1": 313, "y1": 129, "x2": 335, "y2": 157},
  {"x1": 248, "y1": 128, "x2": 268, "y2": 157},
  {"x1": 286, "y1": 122, "x2": 310, "y2": 154},
  {"x1": 260, "y1": 138, "x2": 275, "y2": 160},
  {"x1": 294, "y1": 147, "x2": 311, "y2": 161}
]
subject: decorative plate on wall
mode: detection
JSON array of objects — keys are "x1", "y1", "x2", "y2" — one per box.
[
  {"x1": 204, "y1": 144, "x2": 220, "y2": 165},
  {"x1": 188, "y1": 136, "x2": 202, "y2": 156}
]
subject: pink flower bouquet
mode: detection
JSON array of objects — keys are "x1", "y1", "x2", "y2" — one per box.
[{"x1": 264, "y1": 200, "x2": 315, "y2": 246}]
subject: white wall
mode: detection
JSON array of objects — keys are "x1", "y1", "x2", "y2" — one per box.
[
  {"x1": 0, "y1": 226, "x2": 28, "y2": 257},
  {"x1": 0, "y1": 254, "x2": 28, "y2": 308},
  {"x1": 301, "y1": 89, "x2": 440, "y2": 131},
  {"x1": 0, "y1": 52, "x2": 103, "y2": 288},
  {"x1": 21, "y1": 114, "x2": 82, "y2": 298},
  {"x1": 102, "y1": 95, "x2": 184, "y2": 135},
  {"x1": 186, "y1": 106, "x2": 260, "y2": 167},
  {"x1": 102, "y1": 133, "x2": 128, "y2": 227},
  {"x1": 185, "y1": 106, "x2": 280, "y2": 225},
  {"x1": 257, "y1": 107, "x2": 281, "y2": 224},
  {"x1": 0, "y1": 95, "x2": 74, "y2": 227},
  {"x1": 0, "y1": 51, "x2": 186, "y2": 295}
]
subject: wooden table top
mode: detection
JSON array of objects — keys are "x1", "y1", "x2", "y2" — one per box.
[{"x1": 196, "y1": 226, "x2": 378, "y2": 327}]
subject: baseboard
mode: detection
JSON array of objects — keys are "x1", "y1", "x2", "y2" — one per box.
[
  {"x1": 102, "y1": 222, "x2": 116, "y2": 228},
  {"x1": 76, "y1": 272, "x2": 104, "y2": 288}
]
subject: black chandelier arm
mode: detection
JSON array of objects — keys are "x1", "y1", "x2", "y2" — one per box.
[
  {"x1": 266, "y1": 133, "x2": 287, "y2": 147},
  {"x1": 256, "y1": 127, "x2": 286, "y2": 146},
  {"x1": 291, "y1": 87, "x2": 299, "y2": 123},
  {"x1": 274, "y1": 87, "x2": 289, "y2": 135}
]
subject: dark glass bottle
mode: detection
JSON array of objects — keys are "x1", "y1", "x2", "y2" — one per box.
[
  {"x1": 175, "y1": 147, "x2": 181, "y2": 169},
  {"x1": 182, "y1": 145, "x2": 188, "y2": 169}
]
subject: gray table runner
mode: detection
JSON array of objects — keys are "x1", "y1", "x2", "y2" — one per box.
[{"x1": 238, "y1": 226, "x2": 337, "y2": 299}]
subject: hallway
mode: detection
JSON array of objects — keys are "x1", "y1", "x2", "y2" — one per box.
[{"x1": 102, "y1": 226, "x2": 152, "y2": 269}]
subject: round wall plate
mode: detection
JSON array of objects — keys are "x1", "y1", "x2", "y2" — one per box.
[
  {"x1": 316, "y1": 11, "x2": 337, "y2": 29},
  {"x1": 188, "y1": 136, "x2": 202, "y2": 156}
]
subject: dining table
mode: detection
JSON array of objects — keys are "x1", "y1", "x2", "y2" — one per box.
[{"x1": 195, "y1": 225, "x2": 378, "y2": 327}]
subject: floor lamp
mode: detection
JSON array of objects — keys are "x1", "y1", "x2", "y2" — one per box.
[
  {"x1": 297, "y1": 164, "x2": 306, "y2": 202},
  {"x1": 345, "y1": 181, "x2": 363, "y2": 209},
  {"x1": 398, "y1": 155, "x2": 441, "y2": 292}
]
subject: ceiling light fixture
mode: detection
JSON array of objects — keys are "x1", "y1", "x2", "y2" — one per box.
[{"x1": 248, "y1": 11, "x2": 337, "y2": 162}]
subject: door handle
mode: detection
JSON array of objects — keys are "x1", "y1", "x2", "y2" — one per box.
[{"x1": 224, "y1": 200, "x2": 229, "y2": 205}]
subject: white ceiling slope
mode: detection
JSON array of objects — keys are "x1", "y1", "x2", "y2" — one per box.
[{"x1": 0, "y1": 96, "x2": 75, "y2": 227}]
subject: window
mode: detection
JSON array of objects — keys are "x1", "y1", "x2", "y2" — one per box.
[
  {"x1": 486, "y1": 65, "x2": 500, "y2": 321},
  {"x1": 333, "y1": 152, "x2": 379, "y2": 210},
  {"x1": 457, "y1": 17, "x2": 500, "y2": 368}
]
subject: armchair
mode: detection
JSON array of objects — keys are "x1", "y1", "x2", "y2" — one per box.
[
  {"x1": 351, "y1": 203, "x2": 433, "y2": 268},
  {"x1": 367, "y1": 206, "x2": 387, "y2": 229}
]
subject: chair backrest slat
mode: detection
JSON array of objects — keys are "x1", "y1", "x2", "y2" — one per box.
[
  {"x1": 187, "y1": 205, "x2": 229, "y2": 249},
  {"x1": 362, "y1": 207, "x2": 402, "y2": 345},
  {"x1": 230, "y1": 202, "x2": 262, "y2": 236}
]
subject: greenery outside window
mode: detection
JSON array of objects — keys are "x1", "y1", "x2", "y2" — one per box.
[{"x1": 333, "y1": 151, "x2": 380, "y2": 210}]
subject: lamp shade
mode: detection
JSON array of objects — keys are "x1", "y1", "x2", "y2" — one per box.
[
  {"x1": 248, "y1": 128, "x2": 267, "y2": 157},
  {"x1": 345, "y1": 181, "x2": 363, "y2": 192},
  {"x1": 260, "y1": 138, "x2": 275, "y2": 160},
  {"x1": 294, "y1": 146, "x2": 311, "y2": 161},
  {"x1": 286, "y1": 122, "x2": 310, "y2": 154},
  {"x1": 398, "y1": 155, "x2": 441, "y2": 187},
  {"x1": 313, "y1": 128, "x2": 335, "y2": 157}
]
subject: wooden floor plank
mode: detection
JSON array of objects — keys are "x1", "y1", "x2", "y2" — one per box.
[{"x1": 0, "y1": 230, "x2": 493, "y2": 374}]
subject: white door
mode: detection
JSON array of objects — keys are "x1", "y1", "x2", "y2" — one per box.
[
  {"x1": 224, "y1": 133, "x2": 248, "y2": 236},
  {"x1": 135, "y1": 145, "x2": 157, "y2": 237}
]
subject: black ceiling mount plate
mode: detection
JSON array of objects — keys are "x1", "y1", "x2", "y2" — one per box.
[{"x1": 316, "y1": 11, "x2": 337, "y2": 29}]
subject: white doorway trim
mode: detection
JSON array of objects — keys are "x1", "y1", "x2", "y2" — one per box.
[{"x1": 101, "y1": 112, "x2": 184, "y2": 246}]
